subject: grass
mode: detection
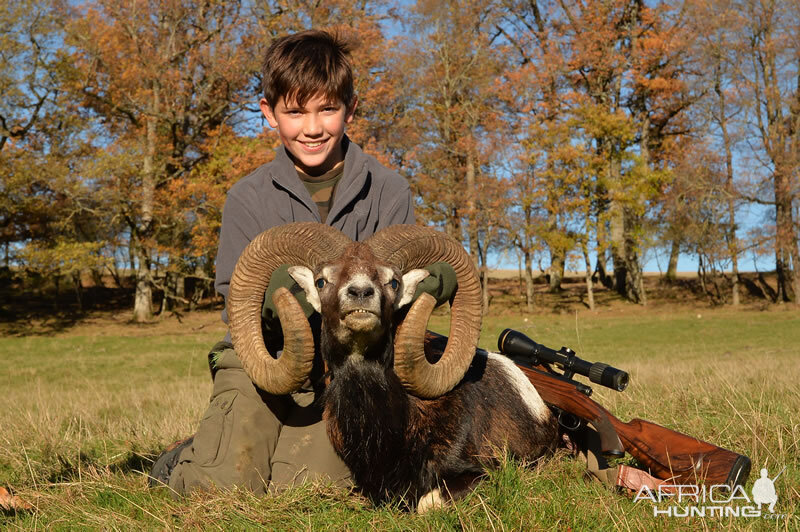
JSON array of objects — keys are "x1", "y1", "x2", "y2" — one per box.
[{"x1": 1, "y1": 306, "x2": 799, "y2": 530}]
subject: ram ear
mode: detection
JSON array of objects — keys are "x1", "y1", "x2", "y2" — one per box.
[
  {"x1": 287, "y1": 266, "x2": 322, "y2": 313},
  {"x1": 395, "y1": 269, "x2": 430, "y2": 309}
]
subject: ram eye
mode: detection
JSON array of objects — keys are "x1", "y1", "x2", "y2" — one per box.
[
  {"x1": 315, "y1": 278, "x2": 325, "y2": 289},
  {"x1": 390, "y1": 279, "x2": 399, "y2": 290}
]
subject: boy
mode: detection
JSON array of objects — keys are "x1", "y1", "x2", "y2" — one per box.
[{"x1": 150, "y1": 30, "x2": 454, "y2": 495}]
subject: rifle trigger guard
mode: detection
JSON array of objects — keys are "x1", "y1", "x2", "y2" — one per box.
[{"x1": 556, "y1": 409, "x2": 581, "y2": 431}]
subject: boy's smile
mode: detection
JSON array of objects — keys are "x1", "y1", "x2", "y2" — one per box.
[{"x1": 261, "y1": 94, "x2": 357, "y2": 176}]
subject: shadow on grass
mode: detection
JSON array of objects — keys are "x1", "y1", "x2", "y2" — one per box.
[
  {"x1": 45, "y1": 448, "x2": 158, "y2": 484},
  {"x1": 1, "y1": 281, "x2": 223, "y2": 337},
  {"x1": 108, "y1": 451, "x2": 156, "y2": 477}
]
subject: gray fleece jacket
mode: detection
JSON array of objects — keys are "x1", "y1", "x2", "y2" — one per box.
[{"x1": 214, "y1": 136, "x2": 415, "y2": 340}]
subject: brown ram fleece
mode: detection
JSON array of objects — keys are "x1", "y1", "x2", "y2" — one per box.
[
  {"x1": 227, "y1": 222, "x2": 350, "y2": 395},
  {"x1": 366, "y1": 225, "x2": 483, "y2": 398},
  {"x1": 323, "y1": 337, "x2": 559, "y2": 507}
]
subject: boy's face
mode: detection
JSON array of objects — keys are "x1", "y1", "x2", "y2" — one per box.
[{"x1": 261, "y1": 93, "x2": 357, "y2": 176}]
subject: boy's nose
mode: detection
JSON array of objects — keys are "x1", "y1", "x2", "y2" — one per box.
[{"x1": 303, "y1": 113, "x2": 323, "y2": 136}]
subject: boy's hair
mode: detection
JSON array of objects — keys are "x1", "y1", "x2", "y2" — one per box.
[{"x1": 262, "y1": 30, "x2": 355, "y2": 109}]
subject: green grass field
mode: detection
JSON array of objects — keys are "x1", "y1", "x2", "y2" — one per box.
[{"x1": 1, "y1": 307, "x2": 798, "y2": 530}]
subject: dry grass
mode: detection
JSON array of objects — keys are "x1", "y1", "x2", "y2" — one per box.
[{"x1": 1, "y1": 306, "x2": 799, "y2": 529}]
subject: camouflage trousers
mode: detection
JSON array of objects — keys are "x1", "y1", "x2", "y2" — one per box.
[{"x1": 167, "y1": 345, "x2": 351, "y2": 496}]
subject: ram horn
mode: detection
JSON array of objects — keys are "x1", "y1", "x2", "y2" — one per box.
[
  {"x1": 228, "y1": 222, "x2": 351, "y2": 395},
  {"x1": 366, "y1": 225, "x2": 482, "y2": 398}
]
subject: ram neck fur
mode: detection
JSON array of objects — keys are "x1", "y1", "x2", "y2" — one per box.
[{"x1": 323, "y1": 354, "x2": 432, "y2": 503}]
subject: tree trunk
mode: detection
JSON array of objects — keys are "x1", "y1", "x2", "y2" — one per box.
[
  {"x1": 548, "y1": 247, "x2": 565, "y2": 293},
  {"x1": 609, "y1": 197, "x2": 626, "y2": 294},
  {"x1": 176, "y1": 273, "x2": 185, "y2": 299},
  {"x1": 465, "y1": 155, "x2": 478, "y2": 259},
  {"x1": 132, "y1": 87, "x2": 159, "y2": 322},
  {"x1": 715, "y1": 65, "x2": 740, "y2": 306},
  {"x1": 594, "y1": 195, "x2": 613, "y2": 289},
  {"x1": 619, "y1": 112, "x2": 650, "y2": 306},
  {"x1": 133, "y1": 252, "x2": 153, "y2": 321},
  {"x1": 127, "y1": 244, "x2": 136, "y2": 284},
  {"x1": 476, "y1": 226, "x2": 491, "y2": 316},
  {"x1": 189, "y1": 263, "x2": 208, "y2": 310},
  {"x1": 774, "y1": 170, "x2": 796, "y2": 303},
  {"x1": 521, "y1": 197, "x2": 536, "y2": 312},
  {"x1": 159, "y1": 271, "x2": 178, "y2": 315},
  {"x1": 623, "y1": 209, "x2": 646, "y2": 305},
  {"x1": 698, "y1": 255, "x2": 708, "y2": 298},
  {"x1": 581, "y1": 240, "x2": 595, "y2": 311},
  {"x1": 524, "y1": 249, "x2": 534, "y2": 313},
  {"x1": 480, "y1": 268, "x2": 490, "y2": 315},
  {"x1": 666, "y1": 238, "x2": 680, "y2": 282},
  {"x1": 595, "y1": 246, "x2": 612, "y2": 289},
  {"x1": 72, "y1": 270, "x2": 83, "y2": 312}
]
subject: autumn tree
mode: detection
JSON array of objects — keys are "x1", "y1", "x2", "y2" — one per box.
[
  {"x1": 393, "y1": 0, "x2": 507, "y2": 309},
  {"x1": 518, "y1": 0, "x2": 693, "y2": 305},
  {"x1": 661, "y1": 141, "x2": 735, "y2": 303},
  {"x1": 0, "y1": 0, "x2": 111, "y2": 304},
  {"x1": 1, "y1": 0, "x2": 66, "y2": 264},
  {"x1": 161, "y1": 128, "x2": 279, "y2": 311},
  {"x1": 673, "y1": 0, "x2": 746, "y2": 304},
  {"x1": 495, "y1": 0, "x2": 576, "y2": 296},
  {"x1": 731, "y1": 0, "x2": 800, "y2": 303},
  {"x1": 65, "y1": 0, "x2": 258, "y2": 321}
]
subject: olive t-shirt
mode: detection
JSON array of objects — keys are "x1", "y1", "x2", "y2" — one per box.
[{"x1": 296, "y1": 162, "x2": 344, "y2": 224}]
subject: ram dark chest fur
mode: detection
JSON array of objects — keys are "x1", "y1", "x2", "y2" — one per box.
[{"x1": 322, "y1": 349, "x2": 559, "y2": 504}]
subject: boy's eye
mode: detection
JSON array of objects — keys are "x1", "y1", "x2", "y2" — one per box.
[{"x1": 315, "y1": 278, "x2": 325, "y2": 289}]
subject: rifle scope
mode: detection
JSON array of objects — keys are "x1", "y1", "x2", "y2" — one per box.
[{"x1": 498, "y1": 329, "x2": 629, "y2": 392}]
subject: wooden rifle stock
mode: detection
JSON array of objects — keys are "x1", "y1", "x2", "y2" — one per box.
[{"x1": 517, "y1": 363, "x2": 752, "y2": 487}]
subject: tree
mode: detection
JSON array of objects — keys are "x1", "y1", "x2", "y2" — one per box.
[
  {"x1": 65, "y1": 0, "x2": 257, "y2": 320},
  {"x1": 732, "y1": 0, "x2": 800, "y2": 303},
  {"x1": 1, "y1": 0, "x2": 111, "y2": 299},
  {"x1": 680, "y1": 0, "x2": 745, "y2": 304},
  {"x1": 1, "y1": 0, "x2": 67, "y2": 263},
  {"x1": 392, "y1": 0, "x2": 506, "y2": 308}
]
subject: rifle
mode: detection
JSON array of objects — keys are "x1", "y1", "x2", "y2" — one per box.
[{"x1": 497, "y1": 329, "x2": 752, "y2": 488}]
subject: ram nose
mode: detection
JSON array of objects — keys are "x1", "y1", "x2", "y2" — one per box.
[
  {"x1": 341, "y1": 273, "x2": 380, "y2": 304},
  {"x1": 347, "y1": 283, "x2": 375, "y2": 300}
]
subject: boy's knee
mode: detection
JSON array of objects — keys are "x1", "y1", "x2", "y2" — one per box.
[
  {"x1": 166, "y1": 346, "x2": 351, "y2": 496},
  {"x1": 269, "y1": 393, "x2": 351, "y2": 489},
  {"x1": 168, "y1": 371, "x2": 284, "y2": 496}
]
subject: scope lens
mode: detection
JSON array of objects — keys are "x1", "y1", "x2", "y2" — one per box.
[
  {"x1": 589, "y1": 362, "x2": 629, "y2": 392},
  {"x1": 610, "y1": 371, "x2": 629, "y2": 392}
]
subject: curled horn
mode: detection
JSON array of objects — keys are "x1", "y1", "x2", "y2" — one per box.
[
  {"x1": 228, "y1": 222, "x2": 351, "y2": 395},
  {"x1": 366, "y1": 225, "x2": 482, "y2": 398}
]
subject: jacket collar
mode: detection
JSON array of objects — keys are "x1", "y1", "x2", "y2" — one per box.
[{"x1": 269, "y1": 135, "x2": 369, "y2": 225}]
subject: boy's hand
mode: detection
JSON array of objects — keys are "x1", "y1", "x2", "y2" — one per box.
[
  {"x1": 412, "y1": 262, "x2": 458, "y2": 307},
  {"x1": 261, "y1": 264, "x2": 316, "y2": 336}
]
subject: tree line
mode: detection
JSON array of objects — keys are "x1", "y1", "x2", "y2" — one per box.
[{"x1": 2, "y1": 0, "x2": 798, "y2": 321}]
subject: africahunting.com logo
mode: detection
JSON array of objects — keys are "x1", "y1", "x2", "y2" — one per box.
[{"x1": 634, "y1": 467, "x2": 790, "y2": 519}]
